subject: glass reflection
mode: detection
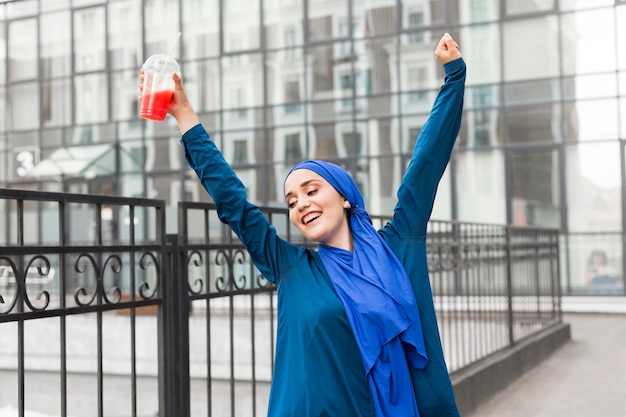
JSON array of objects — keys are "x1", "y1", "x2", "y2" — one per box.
[
  {"x1": 561, "y1": 9, "x2": 616, "y2": 76},
  {"x1": 566, "y1": 99, "x2": 618, "y2": 142},
  {"x1": 455, "y1": 150, "x2": 506, "y2": 224},
  {"x1": 504, "y1": 103, "x2": 561, "y2": 143},
  {"x1": 108, "y1": 1, "x2": 142, "y2": 71},
  {"x1": 566, "y1": 142, "x2": 621, "y2": 232},
  {"x1": 73, "y1": 7, "x2": 106, "y2": 72},
  {"x1": 510, "y1": 150, "x2": 560, "y2": 228},
  {"x1": 461, "y1": 24, "x2": 500, "y2": 86},
  {"x1": 41, "y1": 11, "x2": 71, "y2": 78},
  {"x1": 183, "y1": 0, "x2": 219, "y2": 58},
  {"x1": 400, "y1": 0, "x2": 446, "y2": 29},
  {"x1": 9, "y1": 19, "x2": 37, "y2": 81},
  {"x1": 223, "y1": 0, "x2": 261, "y2": 52},
  {"x1": 503, "y1": 16, "x2": 559, "y2": 82}
]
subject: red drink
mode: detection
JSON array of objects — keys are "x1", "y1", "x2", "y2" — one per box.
[
  {"x1": 140, "y1": 54, "x2": 179, "y2": 122},
  {"x1": 140, "y1": 88, "x2": 174, "y2": 121}
]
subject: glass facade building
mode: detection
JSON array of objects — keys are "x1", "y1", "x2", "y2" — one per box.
[{"x1": 1, "y1": 0, "x2": 625, "y2": 296}]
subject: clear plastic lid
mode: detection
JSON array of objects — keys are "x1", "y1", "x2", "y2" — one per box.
[{"x1": 141, "y1": 54, "x2": 180, "y2": 75}]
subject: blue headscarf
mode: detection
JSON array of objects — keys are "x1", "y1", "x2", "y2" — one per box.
[{"x1": 287, "y1": 160, "x2": 428, "y2": 417}]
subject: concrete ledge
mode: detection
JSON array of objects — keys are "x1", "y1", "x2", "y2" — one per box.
[
  {"x1": 562, "y1": 296, "x2": 626, "y2": 314},
  {"x1": 450, "y1": 321, "x2": 571, "y2": 416}
]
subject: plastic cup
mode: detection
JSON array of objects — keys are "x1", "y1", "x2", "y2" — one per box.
[{"x1": 140, "y1": 54, "x2": 180, "y2": 122}]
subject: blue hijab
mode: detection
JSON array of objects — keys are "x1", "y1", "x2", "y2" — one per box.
[{"x1": 287, "y1": 160, "x2": 428, "y2": 417}]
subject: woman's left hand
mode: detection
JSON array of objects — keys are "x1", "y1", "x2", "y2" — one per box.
[{"x1": 435, "y1": 33, "x2": 462, "y2": 64}]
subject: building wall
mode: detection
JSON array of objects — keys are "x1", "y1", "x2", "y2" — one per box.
[{"x1": 1, "y1": 0, "x2": 625, "y2": 296}]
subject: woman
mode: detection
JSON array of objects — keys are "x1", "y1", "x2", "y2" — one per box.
[{"x1": 144, "y1": 32, "x2": 465, "y2": 417}]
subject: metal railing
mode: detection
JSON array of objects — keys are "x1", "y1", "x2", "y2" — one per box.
[{"x1": 0, "y1": 190, "x2": 562, "y2": 417}]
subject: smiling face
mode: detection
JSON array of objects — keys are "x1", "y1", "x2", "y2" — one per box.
[{"x1": 284, "y1": 168, "x2": 353, "y2": 250}]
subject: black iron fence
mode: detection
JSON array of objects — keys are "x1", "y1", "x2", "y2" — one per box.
[{"x1": 0, "y1": 189, "x2": 561, "y2": 417}]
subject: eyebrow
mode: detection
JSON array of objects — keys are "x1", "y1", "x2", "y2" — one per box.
[{"x1": 284, "y1": 179, "x2": 319, "y2": 200}]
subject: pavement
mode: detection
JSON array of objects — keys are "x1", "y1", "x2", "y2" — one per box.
[
  {"x1": 1, "y1": 298, "x2": 625, "y2": 417},
  {"x1": 466, "y1": 312, "x2": 626, "y2": 417}
]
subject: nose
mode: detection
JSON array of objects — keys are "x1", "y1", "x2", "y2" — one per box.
[{"x1": 297, "y1": 197, "x2": 311, "y2": 211}]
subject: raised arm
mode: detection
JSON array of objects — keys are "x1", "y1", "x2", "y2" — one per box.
[
  {"x1": 390, "y1": 34, "x2": 466, "y2": 237},
  {"x1": 145, "y1": 72, "x2": 296, "y2": 282}
]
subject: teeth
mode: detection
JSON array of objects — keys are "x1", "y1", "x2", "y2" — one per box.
[{"x1": 303, "y1": 213, "x2": 320, "y2": 224}]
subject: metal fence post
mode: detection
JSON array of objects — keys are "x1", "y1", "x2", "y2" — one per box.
[
  {"x1": 159, "y1": 234, "x2": 191, "y2": 417},
  {"x1": 506, "y1": 226, "x2": 515, "y2": 346}
]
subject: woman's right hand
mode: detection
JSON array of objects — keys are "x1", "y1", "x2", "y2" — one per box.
[
  {"x1": 167, "y1": 72, "x2": 199, "y2": 133},
  {"x1": 139, "y1": 70, "x2": 199, "y2": 134}
]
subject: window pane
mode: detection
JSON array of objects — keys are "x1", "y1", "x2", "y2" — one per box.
[
  {"x1": 504, "y1": 104, "x2": 561, "y2": 143},
  {"x1": 312, "y1": 123, "x2": 338, "y2": 159},
  {"x1": 354, "y1": 37, "x2": 394, "y2": 95},
  {"x1": 562, "y1": 73, "x2": 617, "y2": 100},
  {"x1": 561, "y1": 9, "x2": 616, "y2": 76},
  {"x1": 560, "y1": 0, "x2": 613, "y2": 11},
  {"x1": 41, "y1": 11, "x2": 71, "y2": 77},
  {"x1": 7, "y1": 0, "x2": 37, "y2": 18},
  {"x1": 74, "y1": 73, "x2": 109, "y2": 124},
  {"x1": 264, "y1": 0, "x2": 303, "y2": 49},
  {"x1": 461, "y1": 23, "x2": 501, "y2": 85},
  {"x1": 567, "y1": 143, "x2": 621, "y2": 232},
  {"x1": 174, "y1": 61, "x2": 220, "y2": 117},
  {"x1": 618, "y1": 6, "x2": 626, "y2": 70},
  {"x1": 398, "y1": 32, "x2": 446, "y2": 90},
  {"x1": 568, "y1": 234, "x2": 623, "y2": 295},
  {"x1": 504, "y1": 79, "x2": 559, "y2": 106},
  {"x1": 224, "y1": 0, "x2": 260, "y2": 52},
  {"x1": 505, "y1": 0, "x2": 554, "y2": 15},
  {"x1": 41, "y1": 0, "x2": 70, "y2": 12},
  {"x1": 457, "y1": 108, "x2": 501, "y2": 148},
  {"x1": 402, "y1": 114, "x2": 430, "y2": 154},
  {"x1": 74, "y1": 7, "x2": 106, "y2": 72},
  {"x1": 565, "y1": 99, "x2": 619, "y2": 142},
  {"x1": 503, "y1": 16, "x2": 559, "y2": 81},
  {"x1": 621, "y1": 97, "x2": 626, "y2": 138},
  {"x1": 9, "y1": 19, "x2": 37, "y2": 81},
  {"x1": 510, "y1": 150, "x2": 560, "y2": 228},
  {"x1": 455, "y1": 150, "x2": 506, "y2": 224},
  {"x1": 460, "y1": 0, "x2": 499, "y2": 24},
  {"x1": 266, "y1": 50, "x2": 305, "y2": 122},
  {"x1": 309, "y1": 0, "x2": 348, "y2": 41},
  {"x1": 183, "y1": 0, "x2": 219, "y2": 58},
  {"x1": 144, "y1": 0, "x2": 181, "y2": 57},
  {"x1": 221, "y1": 54, "x2": 263, "y2": 129},
  {"x1": 401, "y1": 0, "x2": 446, "y2": 29},
  {"x1": 357, "y1": 1, "x2": 398, "y2": 38},
  {"x1": 11, "y1": 83, "x2": 40, "y2": 130},
  {"x1": 0, "y1": 21, "x2": 5, "y2": 84},
  {"x1": 42, "y1": 79, "x2": 72, "y2": 128},
  {"x1": 111, "y1": 70, "x2": 139, "y2": 121},
  {"x1": 0, "y1": 87, "x2": 6, "y2": 131},
  {"x1": 108, "y1": 0, "x2": 142, "y2": 70}
]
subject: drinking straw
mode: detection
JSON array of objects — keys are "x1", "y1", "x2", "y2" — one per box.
[{"x1": 167, "y1": 32, "x2": 182, "y2": 59}]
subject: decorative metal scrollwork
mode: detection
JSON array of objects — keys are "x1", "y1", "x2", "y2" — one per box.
[
  {"x1": 0, "y1": 255, "x2": 52, "y2": 313},
  {"x1": 0, "y1": 257, "x2": 18, "y2": 313},
  {"x1": 213, "y1": 248, "x2": 251, "y2": 293},
  {"x1": 187, "y1": 250, "x2": 204, "y2": 294},
  {"x1": 73, "y1": 253, "x2": 123, "y2": 306},
  {"x1": 23, "y1": 255, "x2": 52, "y2": 311},
  {"x1": 138, "y1": 252, "x2": 160, "y2": 299}
]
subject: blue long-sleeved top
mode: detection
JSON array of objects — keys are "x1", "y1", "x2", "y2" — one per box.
[{"x1": 181, "y1": 57, "x2": 466, "y2": 417}]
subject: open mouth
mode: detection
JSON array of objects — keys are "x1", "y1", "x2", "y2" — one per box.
[{"x1": 303, "y1": 212, "x2": 321, "y2": 224}]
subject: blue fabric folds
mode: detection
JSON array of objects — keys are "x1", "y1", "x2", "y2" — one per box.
[{"x1": 287, "y1": 160, "x2": 428, "y2": 417}]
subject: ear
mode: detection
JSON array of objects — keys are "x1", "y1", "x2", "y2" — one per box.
[{"x1": 343, "y1": 200, "x2": 351, "y2": 209}]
